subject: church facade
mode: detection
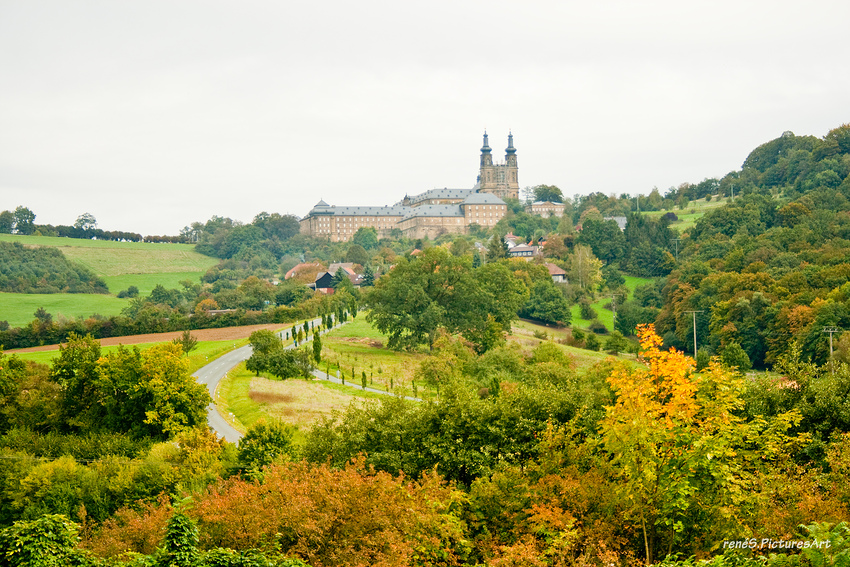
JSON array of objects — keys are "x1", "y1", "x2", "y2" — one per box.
[{"x1": 299, "y1": 132, "x2": 519, "y2": 242}]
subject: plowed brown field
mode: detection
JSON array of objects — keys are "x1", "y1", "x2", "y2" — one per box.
[{"x1": 8, "y1": 324, "x2": 285, "y2": 354}]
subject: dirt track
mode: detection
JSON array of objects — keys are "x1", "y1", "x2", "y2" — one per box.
[{"x1": 8, "y1": 323, "x2": 287, "y2": 353}]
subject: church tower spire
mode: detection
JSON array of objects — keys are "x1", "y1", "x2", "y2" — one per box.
[
  {"x1": 505, "y1": 131, "x2": 516, "y2": 165},
  {"x1": 480, "y1": 131, "x2": 493, "y2": 167}
]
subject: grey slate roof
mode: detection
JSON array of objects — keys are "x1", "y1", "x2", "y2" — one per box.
[
  {"x1": 401, "y1": 205, "x2": 464, "y2": 220},
  {"x1": 306, "y1": 203, "x2": 410, "y2": 217},
  {"x1": 330, "y1": 205, "x2": 410, "y2": 216},
  {"x1": 463, "y1": 192, "x2": 505, "y2": 205},
  {"x1": 406, "y1": 188, "x2": 474, "y2": 204}
]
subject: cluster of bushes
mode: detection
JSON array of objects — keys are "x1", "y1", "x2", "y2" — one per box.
[
  {"x1": 1, "y1": 323, "x2": 849, "y2": 565},
  {"x1": 0, "y1": 241, "x2": 108, "y2": 294}
]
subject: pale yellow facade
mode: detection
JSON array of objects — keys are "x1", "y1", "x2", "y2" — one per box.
[{"x1": 299, "y1": 133, "x2": 517, "y2": 242}]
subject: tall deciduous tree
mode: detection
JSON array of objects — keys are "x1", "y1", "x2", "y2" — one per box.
[
  {"x1": 568, "y1": 244, "x2": 603, "y2": 292},
  {"x1": 173, "y1": 330, "x2": 198, "y2": 355},
  {"x1": 12, "y1": 206, "x2": 35, "y2": 235},
  {"x1": 532, "y1": 184, "x2": 564, "y2": 203},
  {"x1": 351, "y1": 226, "x2": 379, "y2": 250},
  {"x1": 74, "y1": 212, "x2": 97, "y2": 231},
  {"x1": 519, "y1": 280, "x2": 570, "y2": 326},
  {"x1": 366, "y1": 248, "x2": 525, "y2": 352},
  {"x1": 600, "y1": 325, "x2": 801, "y2": 563},
  {"x1": 0, "y1": 210, "x2": 14, "y2": 233}
]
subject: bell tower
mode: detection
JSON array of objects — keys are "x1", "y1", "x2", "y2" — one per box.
[
  {"x1": 505, "y1": 131, "x2": 519, "y2": 198},
  {"x1": 478, "y1": 131, "x2": 518, "y2": 200}
]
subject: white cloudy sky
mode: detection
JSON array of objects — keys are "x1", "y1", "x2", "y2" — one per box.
[{"x1": 1, "y1": 0, "x2": 848, "y2": 236}]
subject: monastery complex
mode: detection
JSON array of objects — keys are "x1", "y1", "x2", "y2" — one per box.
[{"x1": 299, "y1": 132, "x2": 519, "y2": 242}]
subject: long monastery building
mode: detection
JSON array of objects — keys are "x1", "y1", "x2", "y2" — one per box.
[{"x1": 300, "y1": 132, "x2": 519, "y2": 242}]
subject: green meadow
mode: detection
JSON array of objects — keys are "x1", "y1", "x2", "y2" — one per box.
[
  {"x1": 0, "y1": 291, "x2": 131, "y2": 328},
  {"x1": 0, "y1": 234, "x2": 218, "y2": 326},
  {"x1": 570, "y1": 274, "x2": 654, "y2": 332},
  {"x1": 643, "y1": 195, "x2": 730, "y2": 233},
  {"x1": 0, "y1": 234, "x2": 216, "y2": 282}
]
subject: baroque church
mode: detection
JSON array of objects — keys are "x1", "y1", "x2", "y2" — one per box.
[{"x1": 299, "y1": 132, "x2": 519, "y2": 242}]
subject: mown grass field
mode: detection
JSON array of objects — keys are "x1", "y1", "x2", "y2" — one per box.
[
  {"x1": 216, "y1": 317, "x2": 431, "y2": 436},
  {"x1": 0, "y1": 233, "x2": 217, "y2": 282},
  {"x1": 0, "y1": 291, "x2": 131, "y2": 328},
  {"x1": 0, "y1": 234, "x2": 218, "y2": 326},
  {"x1": 216, "y1": 364, "x2": 382, "y2": 441}
]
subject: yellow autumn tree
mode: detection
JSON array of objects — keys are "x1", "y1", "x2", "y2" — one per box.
[{"x1": 600, "y1": 324, "x2": 801, "y2": 564}]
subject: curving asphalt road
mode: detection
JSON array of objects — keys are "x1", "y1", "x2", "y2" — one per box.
[
  {"x1": 193, "y1": 315, "x2": 421, "y2": 445},
  {"x1": 193, "y1": 344, "x2": 253, "y2": 444}
]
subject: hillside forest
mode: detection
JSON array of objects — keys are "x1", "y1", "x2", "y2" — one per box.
[{"x1": 0, "y1": 124, "x2": 849, "y2": 566}]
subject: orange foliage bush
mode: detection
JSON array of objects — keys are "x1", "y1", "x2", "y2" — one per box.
[
  {"x1": 192, "y1": 457, "x2": 470, "y2": 567},
  {"x1": 84, "y1": 494, "x2": 173, "y2": 558}
]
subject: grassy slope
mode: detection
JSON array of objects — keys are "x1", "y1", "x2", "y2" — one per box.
[
  {"x1": 570, "y1": 274, "x2": 654, "y2": 332},
  {"x1": 642, "y1": 195, "x2": 730, "y2": 234},
  {"x1": 0, "y1": 234, "x2": 218, "y2": 326},
  {"x1": 510, "y1": 318, "x2": 643, "y2": 369}
]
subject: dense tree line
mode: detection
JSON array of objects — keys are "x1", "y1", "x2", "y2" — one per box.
[
  {"x1": 0, "y1": 207, "x2": 145, "y2": 241},
  {"x1": 0, "y1": 241, "x2": 108, "y2": 294}
]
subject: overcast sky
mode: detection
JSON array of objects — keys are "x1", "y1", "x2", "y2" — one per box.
[{"x1": 1, "y1": 1, "x2": 848, "y2": 236}]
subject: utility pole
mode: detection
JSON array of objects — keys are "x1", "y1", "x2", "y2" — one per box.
[
  {"x1": 671, "y1": 238, "x2": 681, "y2": 262},
  {"x1": 684, "y1": 310, "x2": 704, "y2": 356},
  {"x1": 823, "y1": 326, "x2": 841, "y2": 374},
  {"x1": 610, "y1": 293, "x2": 623, "y2": 328}
]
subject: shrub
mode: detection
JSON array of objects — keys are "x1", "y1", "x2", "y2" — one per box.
[
  {"x1": 579, "y1": 297, "x2": 597, "y2": 320},
  {"x1": 604, "y1": 331, "x2": 628, "y2": 355},
  {"x1": 588, "y1": 319, "x2": 608, "y2": 334}
]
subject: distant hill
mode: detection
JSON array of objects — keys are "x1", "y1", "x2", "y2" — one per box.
[{"x1": 653, "y1": 123, "x2": 850, "y2": 368}]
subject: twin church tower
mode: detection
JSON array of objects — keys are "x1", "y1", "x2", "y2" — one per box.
[{"x1": 477, "y1": 131, "x2": 520, "y2": 200}]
